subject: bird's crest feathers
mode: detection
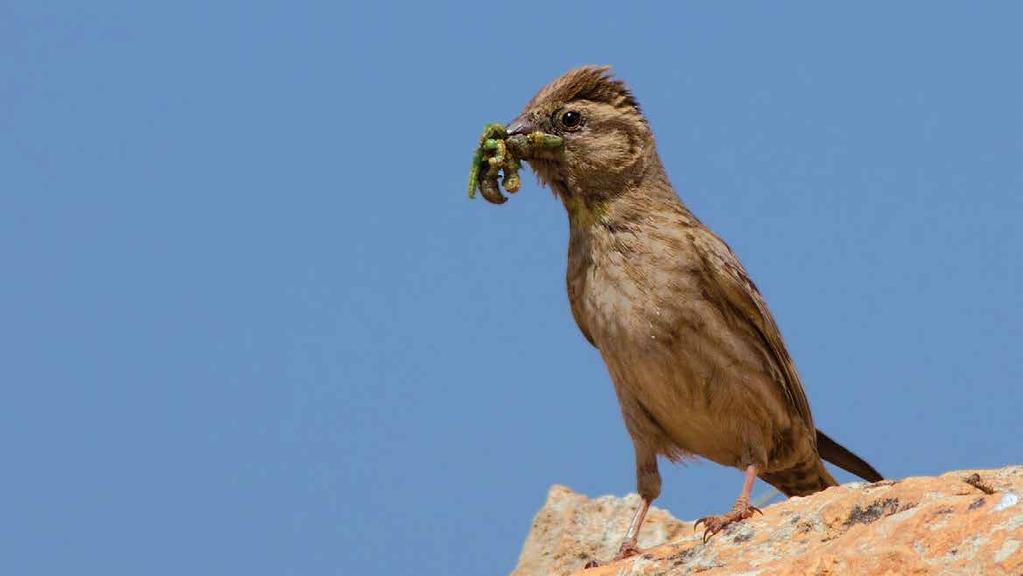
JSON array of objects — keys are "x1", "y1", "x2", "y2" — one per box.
[{"x1": 526, "y1": 65, "x2": 640, "y2": 113}]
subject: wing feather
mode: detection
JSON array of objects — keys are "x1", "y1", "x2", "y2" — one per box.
[{"x1": 691, "y1": 230, "x2": 816, "y2": 440}]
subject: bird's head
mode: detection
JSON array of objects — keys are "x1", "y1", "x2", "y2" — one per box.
[{"x1": 507, "y1": 66, "x2": 656, "y2": 202}]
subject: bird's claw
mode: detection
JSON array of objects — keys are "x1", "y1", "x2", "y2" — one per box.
[
  {"x1": 578, "y1": 537, "x2": 639, "y2": 571},
  {"x1": 693, "y1": 503, "x2": 759, "y2": 543},
  {"x1": 612, "y1": 537, "x2": 641, "y2": 561}
]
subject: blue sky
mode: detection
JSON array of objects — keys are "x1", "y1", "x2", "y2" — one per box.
[{"x1": 3, "y1": 2, "x2": 1022, "y2": 575}]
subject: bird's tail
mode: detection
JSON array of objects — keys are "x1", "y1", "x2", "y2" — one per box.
[
  {"x1": 815, "y1": 429, "x2": 884, "y2": 483},
  {"x1": 759, "y1": 431, "x2": 883, "y2": 497}
]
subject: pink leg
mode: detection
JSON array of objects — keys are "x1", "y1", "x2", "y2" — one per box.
[{"x1": 612, "y1": 497, "x2": 651, "y2": 560}]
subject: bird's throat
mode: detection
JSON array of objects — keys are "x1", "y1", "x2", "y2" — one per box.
[{"x1": 563, "y1": 194, "x2": 610, "y2": 229}]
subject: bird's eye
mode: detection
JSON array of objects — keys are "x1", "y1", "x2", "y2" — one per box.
[{"x1": 560, "y1": 110, "x2": 582, "y2": 129}]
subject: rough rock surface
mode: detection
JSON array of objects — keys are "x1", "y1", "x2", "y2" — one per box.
[{"x1": 511, "y1": 466, "x2": 1023, "y2": 576}]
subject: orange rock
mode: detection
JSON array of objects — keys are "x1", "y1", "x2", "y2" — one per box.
[{"x1": 510, "y1": 467, "x2": 1023, "y2": 576}]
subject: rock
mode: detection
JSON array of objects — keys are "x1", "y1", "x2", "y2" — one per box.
[{"x1": 510, "y1": 466, "x2": 1023, "y2": 576}]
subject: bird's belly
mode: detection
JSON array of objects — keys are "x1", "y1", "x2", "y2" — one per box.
[
  {"x1": 611, "y1": 356, "x2": 742, "y2": 465},
  {"x1": 598, "y1": 318, "x2": 792, "y2": 469},
  {"x1": 574, "y1": 254, "x2": 796, "y2": 469}
]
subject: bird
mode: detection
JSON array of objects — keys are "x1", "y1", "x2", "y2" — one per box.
[{"x1": 498, "y1": 66, "x2": 883, "y2": 561}]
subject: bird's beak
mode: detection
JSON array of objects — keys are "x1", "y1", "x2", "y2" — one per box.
[{"x1": 506, "y1": 116, "x2": 536, "y2": 136}]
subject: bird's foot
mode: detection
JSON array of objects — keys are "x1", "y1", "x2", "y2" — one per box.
[
  {"x1": 694, "y1": 500, "x2": 762, "y2": 543},
  {"x1": 580, "y1": 538, "x2": 640, "y2": 570},
  {"x1": 612, "y1": 536, "x2": 641, "y2": 561}
]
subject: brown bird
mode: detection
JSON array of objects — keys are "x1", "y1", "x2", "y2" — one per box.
[{"x1": 500, "y1": 66, "x2": 883, "y2": 560}]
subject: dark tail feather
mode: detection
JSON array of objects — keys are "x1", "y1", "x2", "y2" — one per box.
[{"x1": 816, "y1": 429, "x2": 883, "y2": 483}]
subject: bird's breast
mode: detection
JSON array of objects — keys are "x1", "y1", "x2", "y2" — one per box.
[
  {"x1": 566, "y1": 226, "x2": 696, "y2": 348},
  {"x1": 565, "y1": 226, "x2": 797, "y2": 468}
]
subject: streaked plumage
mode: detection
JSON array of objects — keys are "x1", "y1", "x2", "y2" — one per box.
[{"x1": 504, "y1": 66, "x2": 882, "y2": 559}]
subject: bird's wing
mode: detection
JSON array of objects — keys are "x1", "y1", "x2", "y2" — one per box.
[{"x1": 691, "y1": 229, "x2": 816, "y2": 438}]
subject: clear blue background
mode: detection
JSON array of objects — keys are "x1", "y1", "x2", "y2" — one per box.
[{"x1": 3, "y1": 2, "x2": 1021, "y2": 574}]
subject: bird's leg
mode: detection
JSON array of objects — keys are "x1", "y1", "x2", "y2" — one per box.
[
  {"x1": 694, "y1": 464, "x2": 763, "y2": 543},
  {"x1": 613, "y1": 497, "x2": 650, "y2": 560},
  {"x1": 612, "y1": 450, "x2": 661, "y2": 561}
]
